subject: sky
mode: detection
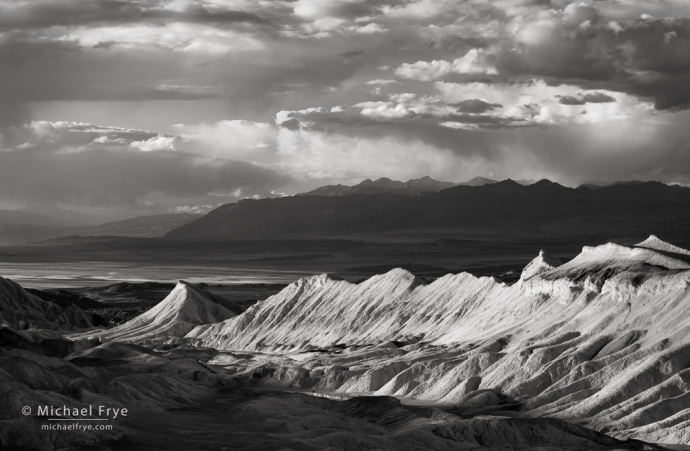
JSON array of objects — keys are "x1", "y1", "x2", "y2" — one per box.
[{"x1": 1, "y1": 0, "x2": 690, "y2": 216}]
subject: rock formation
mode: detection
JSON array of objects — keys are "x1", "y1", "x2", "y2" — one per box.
[
  {"x1": 0, "y1": 276, "x2": 95, "y2": 330},
  {"x1": 185, "y1": 236, "x2": 690, "y2": 444},
  {"x1": 70, "y1": 281, "x2": 242, "y2": 344}
]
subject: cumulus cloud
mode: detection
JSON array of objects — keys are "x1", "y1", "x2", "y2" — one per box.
[
  {"x1": 395, "y1": 49, "x2": 498, "y2": 81},
  {"x1": 436, "y1": 80, "x2": 651, "y2": 125},
  {"x1": 129, "y1": 135, "x2": 177, "y2": 152}
]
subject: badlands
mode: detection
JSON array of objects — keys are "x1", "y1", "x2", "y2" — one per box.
[{"x1": 2, "y1": 235, "x2": 690, "y2": 449}]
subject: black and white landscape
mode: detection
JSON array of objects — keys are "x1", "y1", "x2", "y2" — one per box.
[{"x1": 2, "y1": 0, "x2": 690, "y2": 450}]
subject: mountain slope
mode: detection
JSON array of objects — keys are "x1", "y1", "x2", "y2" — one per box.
[
  {"x1": 185, "y1": 236, "x2": 690, "y2": 444},
  {"x1": 70, "y1": 281, "x2": 242, "y2": 344},
  {"x1": 166, "y1": 180, "x2": 690, "y2": 239}
]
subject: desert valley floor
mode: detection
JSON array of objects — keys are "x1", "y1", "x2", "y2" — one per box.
[{"x1": 3, "y1": 235, "x2": 690, "y2": 450}]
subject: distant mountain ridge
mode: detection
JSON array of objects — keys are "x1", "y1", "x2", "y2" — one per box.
[
  {"x1": 299, "y1": 176, "x2": 458, "y2": 196},
  {"x1": 0, "y1": 213, "x2": 201, "y2": 244},
  {"x1": 166, "y1": 179, "x2": 690, "y2": 240},
  {"x1": 18, "y1": 206, "x2": 104, "y2": 227},
  {"x1": 299, "y1": 176, "x2": 540, "y2": 197}
]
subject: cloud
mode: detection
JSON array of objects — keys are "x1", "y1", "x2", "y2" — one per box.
[
  {"x1": 176, "y1": 119, "x2": 277, "y2": 159},
  {"x1": 275, "y1": 104, "x2": 690, "y2": 187},
  {"x1": 0, "y1": 0, "x2": 269, "y2": 31},
  {"x1": 436, "y1": 80, "x2": 650, "y2": 125},
  {"x1": 0, "y1": 120, "x2": 289, "y2": 208},
  {"x1": 366, "y1": 79, "x2": 397, "y2": 85},
  {"x1": 353, "y1": 23, "x2": 387, "y2": 34},
  {"x1": 169, "y1": 204, "x2": 218, "y2": 214},
  {"x1": 0, "y1": 0, "x2": 690, "y2": 211},
  {"x1": 395, "y1": 49, "x2": 498, "y2": 81},
  {"x1": 559, "y1": 92, "x2": 616, "y2": 105},
  {"x1": 60, "y1": 22, "x2": 266, "y2": 53},
  {"x1": 129, "y1": 135, "x2": 177, "y2": 152},
  {"x1": 452, "y1": 99, "x2": 502, "y2": 114}
]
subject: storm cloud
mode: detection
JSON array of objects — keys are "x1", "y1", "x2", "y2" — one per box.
[{"x1": 1, "y1": 0, "x2": 690, "y2": 213}]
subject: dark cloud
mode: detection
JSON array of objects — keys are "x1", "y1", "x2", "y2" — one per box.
[
  {"x1": 0, "y1": 36, "x2": 367, "y2": 106},
  {"x1": 451, "y1": 99, "x2": 503, "y2": 113},
  {"x1": 0, "y1": 0, "x2": 269, "y2": 31},
  {"x1": 558, "y1": 92, "x2": 615, "y2": 105},
  {"x1": 582, "y1": 92, "x2": 616, "y2": 103},
  {"x1": 488, "y1": 10, "x2": 690, "y2": 109},
  {"x1": 279, "y1": 118, "x2": 301, "y2": 131},
  {"x1": 559, "y1": 96, "x2": 586, "y2": 105}
]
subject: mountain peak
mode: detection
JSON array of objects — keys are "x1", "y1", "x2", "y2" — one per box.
[
  {"x1": 520, "y1": 250, "x2": 561, "y2": 282},
  {"x1": 463, "y1": 176, "x2": 498, "y2": 186},
  {"x1": 72, "y1": 281, "x2": 241, "y2": 344},
  {"x1": 635, "y1": 235, "x2": 690, "y2": 256}
]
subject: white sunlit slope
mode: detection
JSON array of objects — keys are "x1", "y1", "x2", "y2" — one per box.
[
  {"x1": 69, "y1": 281, "x2": 240, "y2": 344},
  {"x1": 186, "y1": 236, "x2": 690, "y2": 444}
]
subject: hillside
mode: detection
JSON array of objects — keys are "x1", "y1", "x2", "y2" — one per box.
[
  {"x1": 184, "y1": 235, "x2": 690, "y2": 444},
  {"x1": 167, "y1": 180, "x2": 690, "y2": 240}
]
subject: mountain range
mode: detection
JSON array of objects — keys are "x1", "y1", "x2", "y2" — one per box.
[
  {"x1": 299, "y1": 176, "x2": 459, "y2": 196},
  {"x1": 167, "y1": 179, "x2": 690, "y2": 241},
  {"x1": 298, "y1": 176, "x2": 538, "y2": 196}
]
